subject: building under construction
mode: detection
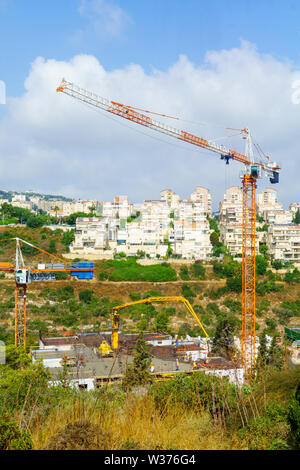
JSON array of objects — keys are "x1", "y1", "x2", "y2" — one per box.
[{"x1": 32, "y1": 331, "x2": 244, "y2": 390}]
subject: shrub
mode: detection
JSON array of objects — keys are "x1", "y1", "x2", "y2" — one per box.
[
  {"x1": 129, "y1": 292, "x2": 141, "y2": 301},
  {"x1": 54, "y1": 271, "x2": 68, "y2": 280},
  {"x1": 98, "y1": 271, "x2": 108, "y2": 280},
  {"x1": 142, "y1": 290, "x2": 162, "y2": 299},
  {"x1": 289, "y1": 379, "x2": 300, "y2": 448},
  {"x1": 79, "y1": 289, "x2": 94, "y2": 304},
  {"x1": 181, "y1": 284, "x2": 196, "y2": 301},
  {"x1": 0, "y1": 417, "x2": 32, "y2": 450},
  {"x1": 190, "y1": 262, "x2": 205, "y2": 279},
  {"x1": 284, "y1": 269, "x2": 300, "y2": 284},
  {"x1": 256, "y1": 255, "x2": 268, "y2": 276},
  {"x1": 179, "y1": 265, "x2": 190, "y2": 280}
]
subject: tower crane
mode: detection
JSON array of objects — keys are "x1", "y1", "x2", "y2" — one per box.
[
  {"x1": 111, "y1": 296, "x2": 209, "y2": 350},
  {"x1": 56, "y1": 79, "x2": 281, "y2": 372},
  {"x1": 0, "y1": 237, "x2": 94, "y2": 349}
]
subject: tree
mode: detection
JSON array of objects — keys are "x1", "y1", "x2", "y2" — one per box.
[
  {"x1": 89, "y1": 205, "x2": 96, "y2": 215},
  {"x1": 272, "y1": 259, "x2": 284, "y2": 270},
  {"x1": 79, "y1": 289, "x2": 94, "y2": 303},
  {"x1": 0, "y1": 417, "x2": 32, "y2": 450},
  {"x1": 53, "y1": 205, "x2": 60, "y2": 223},
  {"x1": 210, "y1": 231, "x2": 219, "y2": 246},
  {"x1": 122, "y1": 333, "x2": 152, "y2": 390},
  {"x1": 209, "y1": 217, "x2": 220, "y2": 234},
  {"x1": 166, "y1": 242, "x2": 173, "y2": 259},
  {"x1": 49, "y1": 239, "x2": 56, "y2": 253},
  {"x1": 267, "y1": 336, "x2": 283, "y2": 370},
  {"x1": 293, "y1": 208, "x2": 300, "y2": 225},
  {"x1": 155, "y1": 311, "x2": 169, "y2": 332},
  {"x1": 256, "y1": 331, "x2": 268, "y2": 371},
  {"x1": 62, "y1": 229, "x2": 75, "y2": 248},
  {"x1": 289, "y1": 378, "x2": 300, "y2": 448},
  {"x1": 26, "y1": 214, "x2": 44, "y2": 228},
  {"x1": 190, "y1": 262, "x2": 205, "y2": 279},
  {"x1": 284, "y1": 268, "x2": 300, "y2": 284},
  {"x1": 65, "y1": 212, "x2": 90, "y2": 226},
  {"x1": 4, "y1": 345, "x2": 31, "y2": 369},
  {"x1": 212, "y1": 318, "x2": 234, "y2": 359},
  {"x1": 259, "y1": 244, "x2": 269, "y2": 257},
  {"x1": 256, "y1": 255, "x2": 268, "y2": 275}
]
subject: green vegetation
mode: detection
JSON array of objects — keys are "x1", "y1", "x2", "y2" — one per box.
[
  {"x1": 122, "y1": 333, "x2": 152, "y2": 390},
  {"x1": 293, "y1": 209, "x2": 300, "y2": 225},
  {"x1": 98, "y1": 258, "x2": 177, "y2": 282}
]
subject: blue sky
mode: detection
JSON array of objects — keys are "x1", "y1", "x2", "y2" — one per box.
[
  {"x1": 1, "y1": 0, "x2": 300, "y2": 97},
  {"x1": 0, "y1": 0, "x2": 300, "y2": 206}
]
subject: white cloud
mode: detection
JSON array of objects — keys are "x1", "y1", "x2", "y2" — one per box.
[
  {"x1": 79, "y1": 0, "x2": 132, "y2": 38},
  {"x1": 0, "y1": 42, "x2": 299, "y2": 208}
]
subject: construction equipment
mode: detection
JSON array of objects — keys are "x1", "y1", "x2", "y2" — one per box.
[
  {"x1": 0, "y1": 237, "x2": 94, "y2": 350},
  {"x1": 57, "y1": 79, "x2": 281, "y2": 372},
  {"x1": 111, "y1": 296, "x2": 209, "y2": 350},
  {"x1": 60, "y1": 354, "x2": 84, "y2": 367},
  {"x1": 98, "y1": 339, "x2": 113, "y2": 357}
]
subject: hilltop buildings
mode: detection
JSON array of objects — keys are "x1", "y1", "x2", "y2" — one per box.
[
  {"x1": 70, "y1": 188, "x2": 213, "y2": 259},
  {"x1": 1, "y1": 186, "x2": 299, "y2": 263}
]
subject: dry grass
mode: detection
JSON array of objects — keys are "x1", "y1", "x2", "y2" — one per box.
[{"x1": 30, "y1": 393, "x2": 240, "y2": 450}]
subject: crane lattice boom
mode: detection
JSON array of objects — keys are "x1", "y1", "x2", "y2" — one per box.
[{"x1": 56, "y1": 78, "x2": 282, "y2": 376}]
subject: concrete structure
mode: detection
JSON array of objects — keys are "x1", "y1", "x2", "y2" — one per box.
[
  {"x1": 70, "y1": 189, "x2": 213, "y2": 259},
  {"x1": 267, "y1": 224, "x2": 300, "y2": 261},
  {"x1": 190, "y1": 186, "x2": 212, "y2": 217}
]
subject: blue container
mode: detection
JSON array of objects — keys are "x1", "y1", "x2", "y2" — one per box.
[{"x1": 71, "y1": 261, "x2": 94, "y2": 280}]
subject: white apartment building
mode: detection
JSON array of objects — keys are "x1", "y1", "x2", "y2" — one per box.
[
  {"x1": 267, "y1": 224, "x2": 300, "y2": 262},
  {"x1": 70, "y1": 190, "x2": 213, "y2": 259},
  {"x1": 173, "y1": 219, "x2": 212, "y2": 259},
  {"x1": 175, "y1": 201, "x2": 207, "y2": 223},
  {"x1": 29, "y1": 196, "x2": 51, "y2": 213},
  {"x1": 190, "y1": 186, "x2": 212, "y2": 217},
  {"x1": 49, "y1": 200, "x2": 98, "y2": 218},
  {"x1": 265, "y1": 210, "x2": 293, "y2": 225},
  {"x1": 257, "y1": 188, "x2": 282, "y2": 220},
  {"x1": 101, "y1": 196, "x2": 133, "y2": 219},
  {"x1": 219, "y1": 186, "x2": 243, "y2": 225},
  {"x1": 160, "y1": 189, "x2": 181, "y2": 208},
  {"x1": 70, "y1": 217, "x2": 117, "y2": 254},
  {"x1": 11, "y1": 195, "x2": 32, "y2": 211},
  {"x1": 219, "y1": 187, "x2": 245, "y2": 255}
]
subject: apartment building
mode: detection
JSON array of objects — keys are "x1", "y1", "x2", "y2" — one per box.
[
  {"x1": 160, "y1": 189, "x2": 181, "y2": 208},
  {"x1": 101, "y1": 196, "x2": 133, "y2": 219},
  {"x1": 70, "y1": 217, "x2": 118, "y2": 254},
  {"x1": 70, "y1": 189, "x2": 213, "y2": 259},
  {"x1": 265, "y1": 210, "x2": 293, "y2": 225},
  {"x1": 267, "y1": 224, "x2": 300, "y2": 262},
  {"x1": 219, "y1": 186, "x2": 243, "y2": 225},
  {"x1": 219, "y1": 187, "x2": 245, "y2": 255},
  {"x1": 190, "y1": 186, "x2": 212, "y2": 217},
  {"x1": 173, "y1": 219, "x2": 212, "y2": 259},
  {"x1": 10, "y1": 194, "x2": 32, "y2": 211},
  {"x1": 256, "y1": 188, "x2": 283, "y2": 220}
]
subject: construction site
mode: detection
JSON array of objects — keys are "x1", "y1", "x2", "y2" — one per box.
[
  {"x1": 0, "y1": 78, "x2": 285, "y2": 388},
  {"x1": 30, "y1": 330, "x2": 244, "y2": 390}
]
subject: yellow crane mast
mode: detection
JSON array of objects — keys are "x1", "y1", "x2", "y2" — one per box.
[{"x1": 111, "y1": 296, "x2": 209, "y2": 350}]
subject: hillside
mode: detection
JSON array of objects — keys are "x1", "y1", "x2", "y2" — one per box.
[{"x1": 0, "y1": 226, "x2": 299, "y2": 350}]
